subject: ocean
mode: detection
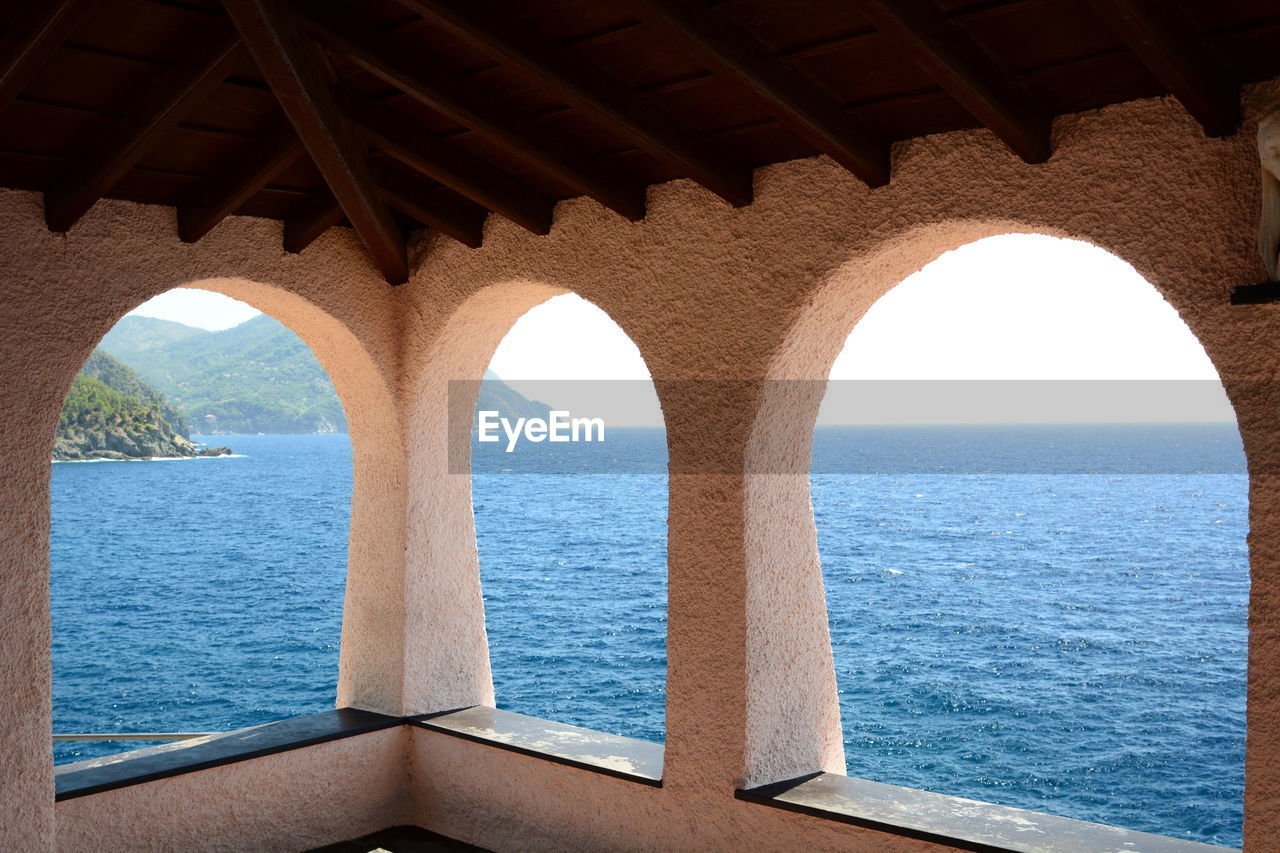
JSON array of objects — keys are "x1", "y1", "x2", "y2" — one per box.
[{"x1": 50, "y1": 425, "x2": 1247, "y2": 847}]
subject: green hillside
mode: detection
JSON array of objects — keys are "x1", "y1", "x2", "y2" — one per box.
[
  {"x1": 79, "y1": 349, "x2": 188, "y2": 437},
  {"x1": 99, "y1": 313, "x2": 205, "y2": 355},
  {"x1": 100, "y1": 315, "x2": 554, "y2": 435},
  {"x1": 102, "y1": 315, "x2": 345, "y2": 434},
  {"x1": 55, "y1": 350, "x2": 222, "y2": 461},
  {"x1": 60, "y1": 373, "x2": 163, "y2": 435}
]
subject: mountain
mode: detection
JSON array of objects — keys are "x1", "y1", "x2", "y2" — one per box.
[
  {"x1": 478, "y1": 370, "x2": 553, "y2": 421},
  {"x1": 99, "y1": 315, "x2": 555, "y2": 435},
  {"x1": 55, "y1": 350, "x2": 230, "y2": 461},
  {"x1": 79, "y1": 349, "x2": 188, "y2": 437},
  {"x1": 102, "y1": 315, "x2": 345, "y2": 435},
  {"x1": 99, "y1": 314, "x2": 205, "y2": 356}
]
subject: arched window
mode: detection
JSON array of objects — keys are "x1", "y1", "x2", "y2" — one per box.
[
  {"x1": 472, "y1": 293, "x2": 667, "y2": 743},
  {"x1": 51, "y1": 288, "x2": 354, "y2": 763},
  {"x1": 813, "y1": 235, "x2": 1246, "y2": 847}
]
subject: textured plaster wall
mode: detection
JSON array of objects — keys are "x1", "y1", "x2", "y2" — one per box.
[
  {"x1": 55, "y1": 728, "x2": 410, "y2": 852},
  {"x1": 2, "y1": 80, "x2": 1279, "y2": 852},
  {"x1": 395, "y1": 82, "x2": 1280, "y2": 849},
  {"x1": 408, "y1": 727, "x2": 941, "y2": 853}
]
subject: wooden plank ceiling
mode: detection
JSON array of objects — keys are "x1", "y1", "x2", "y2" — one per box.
[{"x1": 0, "y1": 0, "x2": 1273, "y2": 284}]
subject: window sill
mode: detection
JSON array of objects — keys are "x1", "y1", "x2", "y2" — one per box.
[
  {"x1": 410, "y1": 706, "x2": 663, "y2": 787},
  {"x1": 736, "y1": 771, "x2": 1237, "y2": 853}
]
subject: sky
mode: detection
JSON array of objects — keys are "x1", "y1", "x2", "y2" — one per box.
[
  {"x1": 127, "y1": 234, "x2": 1233, "y2": 424},
  {"x1": 128, "y1": 287, "x2": 262, "y2": 331}
]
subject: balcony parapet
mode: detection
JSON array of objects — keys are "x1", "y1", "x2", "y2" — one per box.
[
  {"x1": 55, "y1": 707, "x2": 1233, "y2": 852},
  {"x1": 54, "y1": 705, "x2": 664, "y2": 804},
  {"x1": 55, "y1": 708, "x2": 402, "y2": 801},
  {"x1": 410, "y1": 705, "x2": 663, "y2": 786},
  {"x1": 737, "y1": 771, "x2": 1237, "y2": 853}
]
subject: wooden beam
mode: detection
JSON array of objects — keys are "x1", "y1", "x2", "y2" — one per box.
[
  {"x1": 853, "y1": 0, "x2": 1051, "y2": 163},
  {"x1": 372, "y1": 159, "x2": 485, "y2": 248},
  {"x1": 1231, "y1": 282, "x2": 1280, "y2": 305},
  {"x1": 1087, "y1": 0, "x2": 1239, "y2": 137},
  {"x1": 43, "y1": 29, "x2": 242, "y2": 232},
  {"x1": 342, "y1": 93, "x2": 553, "y2": 236},
  {"x1": 0, "y1": 0, "x2": 102, "y2": 117},
  {"x1": 621, "y1": 0, "x2": 889, "y2": 187},
  {"x1": 223, "y1": 0, "x2": 408, "y2": 284},
  {"x1": 178, "y1": 120, "x2": 305, "y2": 243},
  {"x1": 283, "y1": 196, "x2": 342, "y2": 253},
  {"x1": 393, "y1": 0, "x2": 753, "y2": 207},
  {"x1": 294, "y1": 0, "x2": 646, "y2": 220}
]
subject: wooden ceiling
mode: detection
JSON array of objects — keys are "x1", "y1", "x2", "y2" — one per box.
[{"x1": 0, "y1": 0, "x2": 1274, "y2": 283}]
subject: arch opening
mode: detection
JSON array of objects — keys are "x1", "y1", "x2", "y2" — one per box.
[
  {"x1": 50, "y1": 283, "x2": 392, "y2": 763},
  {"x1": 465, "y1": 292, "x2": 668, "y2": 742},
  {"x1": 806, "y1": 234, "x2": 1247, "y2": 847}
]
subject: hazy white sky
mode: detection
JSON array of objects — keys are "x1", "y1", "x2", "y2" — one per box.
[
  {"x1": 482, "y1": 234, "x2": 1220, "y2": 382},
  {"x1": 830, "y1": 234, "x2": 1218, "y2": 381},
  {"x1": 129, "y1": 287, "x2": 262, "y2": 331},
  {"x1": 127, "y1": 235, "x2": 1229, "y2": 422},
  {"x1": 486, "y1": 295, "x2": 652, "y2": 380}
]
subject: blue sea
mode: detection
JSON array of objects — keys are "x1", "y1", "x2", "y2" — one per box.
[{"x1": 50, "y1": 425, "x2": 1248, "y2": 848}]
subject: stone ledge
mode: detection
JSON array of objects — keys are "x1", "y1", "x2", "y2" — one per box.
[
  {"x1": 736, "y1": 771, "x2": 1237, "y2": 853},
  {"x1": 409, "y1": 706, "x2": 663, "y2": 786},
  {"x1": 57, "y1": 707, "x2": 1229, "y2": 853},
  {"x1": 55, "y1": 706, "x2": 664, "y2": 803},
  {"x1": 55, "y1": 708, "x2": 403, "y2": 801}
]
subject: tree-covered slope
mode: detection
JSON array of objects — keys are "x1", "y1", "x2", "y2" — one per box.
[
  {"x1": 55, "y1": 350, "x2": 226, "y2": 461},
  {"x1": 100, "y1": 314, "x2": 206, "y2": 359},
  {"x1": 80, "y1": 350, "x2": 188, "y2": 437},
  {"x1": 61, "y1": 373, "x2": 161, "y2": 435},
  {"x1": 102, "y1": 315, "x2": 345, "y2": 434},
  {"x1": 99, "y1": 314, "x2": 554, "y2": 435}
]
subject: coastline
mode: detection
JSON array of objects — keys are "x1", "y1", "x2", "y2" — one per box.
[{"x1": 52, "y1": 453, "x2": 247, "y2": 463}]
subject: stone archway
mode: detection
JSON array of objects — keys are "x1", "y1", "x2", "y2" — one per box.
[{"x1": 741, "y1": 220, "x2": 1251, "y2": 801}]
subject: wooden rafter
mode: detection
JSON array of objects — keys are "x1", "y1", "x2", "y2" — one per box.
[
  {"x1": 1231, "y1": 283, "x2": 1280, "y2": 305},
  {"x1": 372, "y1": 159, "x2": 485, "y2": 249},
  {"x1": 43, "y1": 29, "x2": 242, "y2": 233},
  {"x1": 283, "y1": 195, "x2": 342, "y2": 254},
  {"x1": 853, "y1": 0, "x2": 1051, "y2": 163},
  {"x1": 178, "y1": 120, "x2": 305, "y2": 243},
  {"x1": 342, "y1": 93, "x2": 554, "y2": 236},
  {"x1": 621, "y1": 0, "x2": 889, "y2": 187},
  {"x1": 223, "y1": 0, "x2": 409, "y2": 283},
  {"x1": 294, "y1": 0, "x2": 646, "y2": 221},
  {"x1": 393, "y1": 0, "x2": 753, "y2": 207},
  {"x1": 7, "y1": 0, "x2": 1263, "y2": 266},
  {"x1": 0, "y1": 0, "x2": 102, "y2": 117},
  {"x1": 1087, "y1": 0, "x2": 1239, "y2": 137}
]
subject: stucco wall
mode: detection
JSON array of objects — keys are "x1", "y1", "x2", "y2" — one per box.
[
  {"x1": 2, "y1": 80, "x2": 1278, "y2": 851},
  {"x1": 394, "y1": 81, "x2": 1280, "y2": 844},
  {"x1": 408, "y1": 727, "x2": 941, "y2": 853},
  {"x1": 54, "y1": 728, "x2": 410, "y2": 852}
]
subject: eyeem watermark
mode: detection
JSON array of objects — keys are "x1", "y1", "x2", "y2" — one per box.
[{"x1": 477, "y1": 410, "x2": 606, "y2": 452}]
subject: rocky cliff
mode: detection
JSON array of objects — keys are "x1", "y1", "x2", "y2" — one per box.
[{"x1": 55, "y1": 352, "x2": 231, "y2": 461}]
